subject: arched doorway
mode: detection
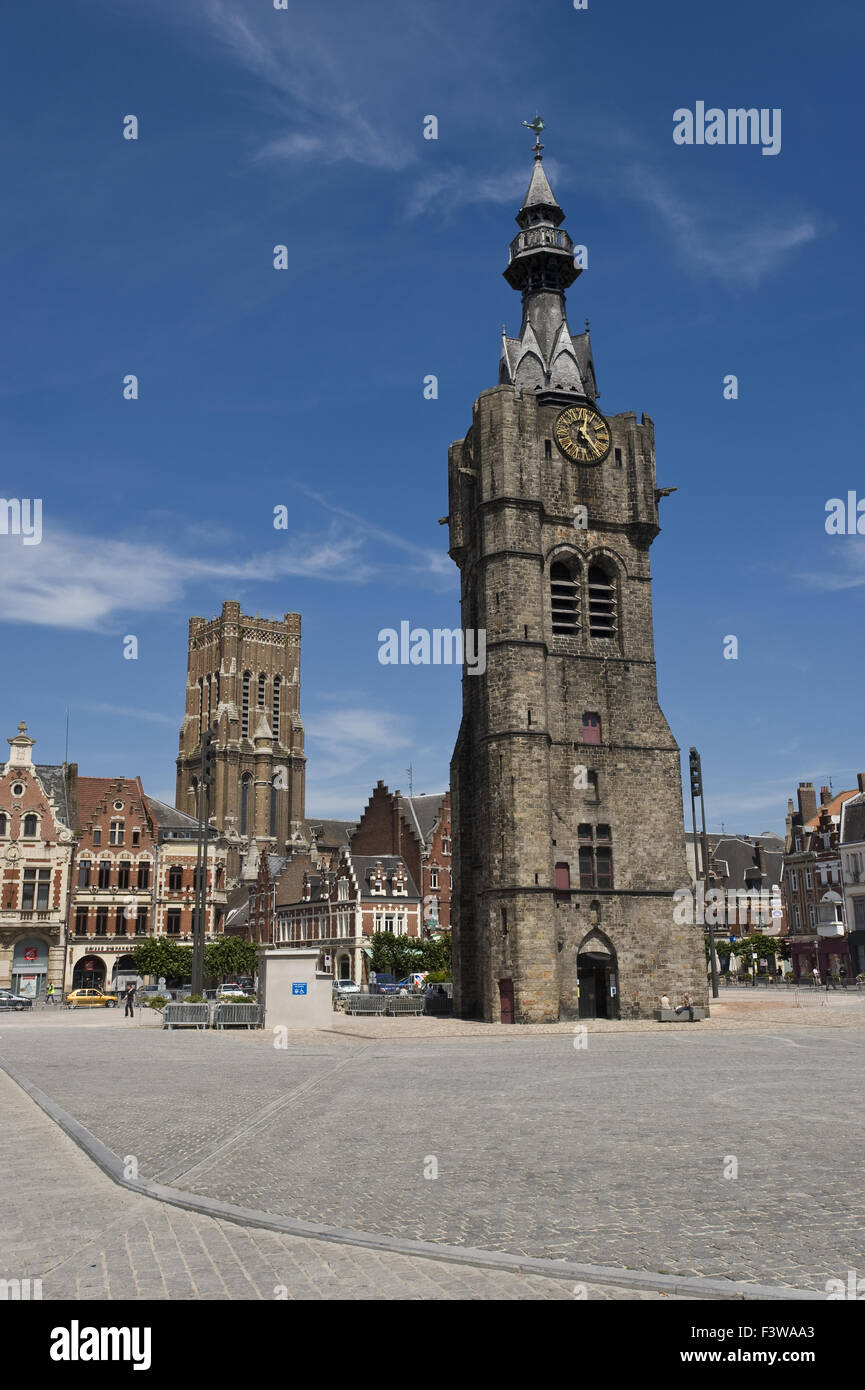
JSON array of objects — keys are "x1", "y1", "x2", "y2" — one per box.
[
  {"x1": 577, "y1": 929, "x2": 619, "y2": 1020},
  {"x1": 73, "y1": 955, "x2": 106, "y2": 990},
  {"x1": 336, "y1": 953, "x2": 352, "y2": 981}
]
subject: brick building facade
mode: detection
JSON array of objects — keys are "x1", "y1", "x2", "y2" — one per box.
[
  {"x1": 274, "y1": 848, "x2": 421, "y2": 984},
  {"x1": 784, "y1": 780, "x2": 855, "y2": 982},
  {"x1": 352, "y1": 782, "x2": 451, "y2": 932},
  {"x1": 0, "y1": 724, "x2": 75, "y2": 999},
  {"x1": 447, "y1": 140, "x2": 705, "y2": 1022},
  {"x1": 68, "y1": 780, "x2": 228, "y2": 992}
]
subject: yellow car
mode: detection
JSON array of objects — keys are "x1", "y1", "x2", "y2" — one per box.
[{"x1": 65, "y1": 988, "x2": 119, "y2": 1009}]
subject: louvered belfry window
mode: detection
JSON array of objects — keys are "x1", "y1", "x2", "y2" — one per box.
[
  {"x1": 588, "y1": 564, "x2": 616, "y2": 638},
  {"x1": 550, "y1": 560, "x2": 580, "y2": 635}
]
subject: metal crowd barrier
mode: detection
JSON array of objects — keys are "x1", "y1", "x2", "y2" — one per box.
[
  {"x1": 162, "y1": 1002, "x2": 210, "y2": 1030},
  {"x1": 213, "y1": 1003, "x2": 260, "y2": 1030}
]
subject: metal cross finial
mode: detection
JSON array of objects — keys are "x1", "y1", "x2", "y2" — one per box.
[{"x1": 522, "y1": 114, "x2": 545, "y2": 158}]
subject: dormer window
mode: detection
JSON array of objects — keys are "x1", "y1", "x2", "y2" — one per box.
[
  {"x1": 371, "y1": 862, "x2": 386, "y2": 895},
  {"x1": 22, "y1": 813, "x2": 38, "y2": 838},
  {"x1": 337, "y1": 878, "x2": 348, "y2": 901}
]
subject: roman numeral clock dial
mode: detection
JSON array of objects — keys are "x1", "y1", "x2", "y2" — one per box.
[{"x1": 553, "y1": 403, "x2": 612, "y2": 464}]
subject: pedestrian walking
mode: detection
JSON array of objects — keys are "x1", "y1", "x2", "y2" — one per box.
[
  {"x1": 674, "y1": 993, "x2": 695, "y2": 1022},
  {"x1": 123, "y1": 983, "x2": 136, "y2": 1018},
  {"x1": 46, "y1": 982, "x2": 55, "y2": 1006}
]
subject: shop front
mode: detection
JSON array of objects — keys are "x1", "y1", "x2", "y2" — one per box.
[{"x1": 11, "y1": 937, "x2": 50, "y2": 999}]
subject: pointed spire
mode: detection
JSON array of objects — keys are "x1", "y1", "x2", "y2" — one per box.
[
  {"x1": 499, "y1": 125, "x2": 597, "y2": 399},
  {"x1": 520, "y1": 157, "x2": 560, "y2": 219}
]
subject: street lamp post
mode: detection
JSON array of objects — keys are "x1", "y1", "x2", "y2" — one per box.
[
  {"x1": 192, "y1": 726, "x2": 216, "y2": 996},
  {"x1": 690, "y1": 747, "x2": 719, "y2": 1000}
]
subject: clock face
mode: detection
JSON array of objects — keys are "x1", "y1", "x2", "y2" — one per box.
[{"x1": 553, "y1": 404, "x2": 612, "y2": 464}]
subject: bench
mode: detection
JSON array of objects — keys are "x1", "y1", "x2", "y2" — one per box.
[
  {"x1": 162, "y1": 1002, "x2": 210, "y2": 1030},
  {"x1": 657, "y1": 1007, "x2": 708, "y2": 1022}
]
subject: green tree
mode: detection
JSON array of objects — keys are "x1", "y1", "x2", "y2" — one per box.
[
  {"x1": 421, "y1": 934, "x2": 451, "y2": 975},
  {"x1": 370, "y1": 932, "x2": 425, "y2": 978},
  {"x1": 707, "y1": 933, "x2": 790, "y2": 971},
  {"x1": 132, "y1": 938, "x2": 192, "y2": 981},
  {"x1": 204, "y1": 936, "x2": 259, "y2": 981}
]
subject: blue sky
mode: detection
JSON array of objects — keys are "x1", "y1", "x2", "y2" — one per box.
[{"x1": 1, "y1": 0, "x2": 863, "y2": 829}]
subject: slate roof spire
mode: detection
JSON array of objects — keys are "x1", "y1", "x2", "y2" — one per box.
[{"x1": 499, "y1": 126, "x2": 596, "y2": 398}]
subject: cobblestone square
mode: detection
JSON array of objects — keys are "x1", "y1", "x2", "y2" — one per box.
[{"x1": 1, "y1": 995, "x2": 862, "y2": 1297}]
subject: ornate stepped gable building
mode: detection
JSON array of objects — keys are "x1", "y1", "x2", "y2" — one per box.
[
  {"x1": 839, "y1": 780, "x2": 865, "y2": 977},
  {"x1": 175, "y1": 600, "x2": 307, "y2": 880},
  {"x1": 352, "y1": 782, "x2": 452, "y2": 932},
  {"x1": 447, "y1": 135, "x2": 705, "y2": 1022},
  {"x1": 0, "y1": 724, "x2": 75, "y2": 999},
  {"x1": 68, "y1": 779, "x2": 228, "y2": 993},
  {"x1": 273, "y1": 849, "x2": 421, "y2": 985},
  {"x1": 783, "y1": 780, "x2": 856, "y2": 983}
]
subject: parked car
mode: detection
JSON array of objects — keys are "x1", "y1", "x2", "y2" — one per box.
[
  {"x1": 369, "y1": 973, "x2": 398, "y2": 994},
  {"x1": 332, "y1": 979, "x2": 360, "y2": 997},
  {"x1": 216, "y1": 983, "x2": 246, "y2": 998},
  {"x1": 65, "y1": 988, "x2": 119, "y2": 1009},
  {"x1": 0, "y1": 990, "x2": 33, "y2": 1011}
]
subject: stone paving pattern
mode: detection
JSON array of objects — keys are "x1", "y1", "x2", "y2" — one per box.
[
  {"x1": 0, "y1": 1069, "x2": 670, "y2": 1301},
  {"x1": 2, "y1": 994, "x2": 863, "y2": 1293}
]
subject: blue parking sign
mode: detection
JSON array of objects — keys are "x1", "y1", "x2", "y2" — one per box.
[{"x1": 292, "y1": 982, "x2": 307, "y2": 996}]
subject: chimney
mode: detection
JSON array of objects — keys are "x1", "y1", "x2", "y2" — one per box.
[
  {"x1": 858, "y1": 773, "x2": 865, "y2": 795},
  {"x1": 820, "y1": 786, "x2": 832, "y2": 805},
  {"x1": 797, "y1": 782, "x2": 817, "y2": 823},
  {"x1": 755, "y1": 843, "x2": 767, "y2": 875}
]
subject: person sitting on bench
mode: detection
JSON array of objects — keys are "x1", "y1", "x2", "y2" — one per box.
[{"x1": 675, "y1": 993, "x2": 694, "y2": 1021}]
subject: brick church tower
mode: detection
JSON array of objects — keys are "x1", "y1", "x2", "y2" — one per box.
[
  {"x1": 447, "y1": 134, "x2": 705, "y2": 1022},
  {"x1": 175, "y1": 601, "x2": 306, "y2": 878}
]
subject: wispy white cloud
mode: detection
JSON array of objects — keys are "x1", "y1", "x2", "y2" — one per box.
[
  {"x1": 404, "y1": 166, "x2": 532, "y2": 220},
  {"x1": 797, "y1": 539, "x2": 865, "y2": 591},
  {"x1": 296, "y1": 486, "x2": 454, "y2": 585},
  {"x1": 305, "y1": 705, "x2": 415, "y2": 808},
  {"x1": 626, "y1": 165, "x2": 820, "y2": 286},
  {"x1": 78, "y1": 702, "x2": 177, "y2": 727},
  {"x1": 0, "y1": 523, "x2": 371, "y2": 631}
]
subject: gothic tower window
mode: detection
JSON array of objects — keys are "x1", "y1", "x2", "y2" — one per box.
[
  {"x1": 198, "y1": 678, "x2": 203, "y2": 731},
  {"x1": 242, "y1": 672, "x2": 251, "y2": 739},
  {"x1": 550, "y1": 559, "x2": 581, "y2": 635},
  {"x1": 269, "y1": 782, "x2": 277, "y2": 837},
  {"x1": 273, "y1": 675, "x2": 281, "y2": 742},
  {"x1": 258, "y1": 673, "x2": 266, "y2": 709},
  {"x1": 240, "y1": 775, "x2": 251, "y2": 836},
  {"x1": 587, "y1": 564, "x2": 617, "y2": 639}
]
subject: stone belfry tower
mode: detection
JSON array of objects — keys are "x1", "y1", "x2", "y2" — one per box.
[
  {"x1": 176, "y1": 601, "x2": 306, "y2": 878},
  {"x1": 447, "y1": 130, "x2": 705, "y2": 1022}
]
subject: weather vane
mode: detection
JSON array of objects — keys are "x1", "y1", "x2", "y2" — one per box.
[{"x1": 522, "y1": 114, "x2": 545, "y2": 157}]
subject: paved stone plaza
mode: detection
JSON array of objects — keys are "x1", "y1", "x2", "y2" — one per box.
[{"x1": 1, "y1": 994, "x2": 862, "y2": 1298}]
